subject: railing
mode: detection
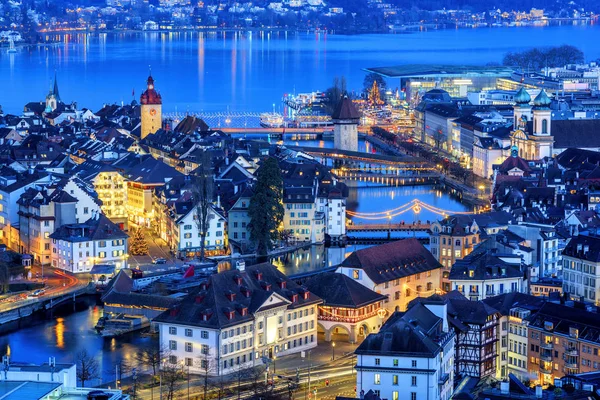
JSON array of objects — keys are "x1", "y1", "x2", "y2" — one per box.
[
  {"x1": 541, "y1": 342, "x2": 554, "y2": 350},
  {"x1": 318, "y1": 308, "x2": 380, "y2": 324},
  {"x1": 565, "y1": 362, "x2": 578, "y2": 369},
  {"x1": 566, "y1": 348, "x2": 578, "y2": 356},
  {"x1": 540, "y1": 353, "x2": 552, "y2": 362},
  {"x1": 540, "y1": 365, "x2": 553, "y2": 374},
  {"x1": 438, "y1": 373, "x2": 450, "y2": 385}
]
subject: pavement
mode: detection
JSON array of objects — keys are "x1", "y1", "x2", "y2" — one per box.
[{"x1": 123, "y1": 336, "x2": 360, "y2": 400}]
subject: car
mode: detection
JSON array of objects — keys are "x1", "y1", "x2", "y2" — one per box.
[
  {"x1": 152, "y1": 258, "x2": 167, "y2": 264},
  {"x1": 28, "y1": 289, "x2": 46, "y2": 298}
]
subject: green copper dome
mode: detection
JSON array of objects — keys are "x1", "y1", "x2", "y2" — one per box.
[
  {"x1": 533, "y1": 89, "x2": 552, "y2": 108},
  {"x1": 514, "y1": 87, "x2": 531, "y2": 105}
]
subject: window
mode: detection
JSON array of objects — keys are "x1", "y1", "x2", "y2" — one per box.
[
  {"x1": 393, "y1": 359, "x2": 398, "y2": 366},
  {"x1": 169, "y1": 327, "x2": 177, "y2": 335},
  {"x1": 393, "y1": 375, "x2": 398, "y2": 385},
  {"x1": 169, "y1": 355, "x2": 177, "y2": 364},
  {"x1": 202, "y1": 345, "x2": 209, "y2": 354},
  {"x1": 393, "y1": 392, "x2": 399, "y2": 400},
  {"x1": 411, "y1": 376, "x2": 417, "y2": 386},
  {"x1": 411, "y1": 360, "x2": 417, "y2": 368},
  {"x1": 374, "y1": 374, "x2": 380, "y2": 385},
  {"x1": 352, "y1": 269, "x2": 360, "y2": 279},
  {"x1": 185, "y1": 329, "x2": 193, "y2": 337},
  {"x1": 411, "y1": 393, "x2": 417, "y2": 400},
  {"x1": 201, "y1": 331, "x2": 209, "y2": 339},
  {"x1": 375, "y1": 358, "x2": 380, "y2": 366},
  {"x1": 169, "y1": 340, "x2": 177, "y2": 350},
  {"x1": 185, "y1": 342, "x2": 193, "y2": 352}
]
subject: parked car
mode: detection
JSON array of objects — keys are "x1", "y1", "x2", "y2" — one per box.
[{"x1": 152, "y1": 257, "x2": 167, "y2": 264}]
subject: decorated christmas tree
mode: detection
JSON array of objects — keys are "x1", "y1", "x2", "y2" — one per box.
[
  {"x1": 129, "y1": 228, "x2": 149, "y2": 256},
  {"x1": 368, "y1": 80, "x2": 384, "y2": 106}
]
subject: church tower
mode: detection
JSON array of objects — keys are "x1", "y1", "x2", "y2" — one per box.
[
  {"x1": 512, "y1": 87, "x2": 532, "y2": 130},
  {"x1": 332, "y1": 96, "x2": 360, "y2": 152},
  {"x1": 45, "y1": 72, "x2": 61, "y2": 113},
  {"x1": 140, "y1": 74, "x2": 162, "y2": 139}
]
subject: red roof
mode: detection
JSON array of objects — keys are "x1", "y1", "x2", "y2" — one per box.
[
  {"x1": 140, "y1": 75, "x2": 162, "y2": 105},
  {"x1": 498, "y1": 155, "x2": 532, "y2": 176}
]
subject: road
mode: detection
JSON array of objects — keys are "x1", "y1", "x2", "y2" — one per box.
[{"x1": 0, "y1": 266, "x2": 87, "y2": 312}]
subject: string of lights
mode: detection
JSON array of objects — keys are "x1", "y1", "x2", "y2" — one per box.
[{"x1": 347, "y1": 199, "x2": 477, "y2": 220}]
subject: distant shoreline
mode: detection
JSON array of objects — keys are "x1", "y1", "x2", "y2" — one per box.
[{"x1": 28, "y1": 16, "x2": 598, "y2": 38}]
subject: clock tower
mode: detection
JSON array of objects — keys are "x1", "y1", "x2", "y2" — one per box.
[{"x1": 140, "y1": 74, "x2": 162, "y2": 139}]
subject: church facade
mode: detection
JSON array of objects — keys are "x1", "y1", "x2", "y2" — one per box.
[{"x1": 509, "y1": 88, "x2": 553, "y2": 160}]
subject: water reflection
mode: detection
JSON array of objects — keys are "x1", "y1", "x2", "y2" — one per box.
[{"x1": 55, "y1": 317, "x2": 65, "y2": 349}]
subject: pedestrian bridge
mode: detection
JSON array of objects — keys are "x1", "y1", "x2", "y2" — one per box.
[{"x1": 347, "y1": 223, "x2": 431, "y2": 232}]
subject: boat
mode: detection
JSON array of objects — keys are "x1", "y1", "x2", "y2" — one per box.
[
  {"x1": 95, "y1": 314, "x2": 150, "y2": 338},
  {"x1": 260, "y1": 112, "x2": 285, "y2": 128}
]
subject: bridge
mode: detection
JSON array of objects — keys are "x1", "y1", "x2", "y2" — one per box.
[
  {"x1": 286, "y1": 145, "x2": 429, "y2": 168},
  {"x1": 0, "y1": 281, "x2": 94, "y2": 325},
  {"x1": 347, "y1": 223, "x2": 431, "y2": 232}
]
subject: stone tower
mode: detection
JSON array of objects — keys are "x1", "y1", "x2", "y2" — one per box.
[
  {"x1": 332, "y1": 96, "x2": 360, "y2": 152},
  {"x1": 140, "y1": 74, "x2": 162, "y2": 139}
]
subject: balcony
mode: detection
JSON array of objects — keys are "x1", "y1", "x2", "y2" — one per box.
[
  {"x1": 565, "y1": 362, "x2": 578, "y2": 369},
  {"x1": 566, "y1": 348, "x2": 578, "y2": 356},
  {"x1": 540, "y1": 353, "x2": 552, "y2": 362},
  {"x1": 540, "y1": 365, "x2": 553, "y2": 374},
  {"x1": 541, "y1": 342, "x2": 554, "y2": 350},
  {"x1": 438, "y1": 373, "x2": 450, "y2": 386}
]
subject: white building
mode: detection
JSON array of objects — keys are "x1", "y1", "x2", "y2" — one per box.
[
  {"x1": 561, "y1": 234, "x2": 600, "y2": 305},
  {"x1": 355, "y1": 301, "x2": 455, "y2": 400},
  {"x1": 336, "y1": 239, "x2": 444, "y2": 314},
  {"x1": 49, "y1": 212, "x2": 128, "y2": 273},
  {"x1": 173, "y1": 202, "x2": 228, "y2": 258},
  {"x1": 154, "y1": 263, "x2": 322, "y2": 376}
]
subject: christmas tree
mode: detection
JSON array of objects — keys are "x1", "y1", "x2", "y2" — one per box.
[
  {"x1": 129, "y1": 228, "x2": 149, "y2": 256},
  {"x1": 368, "y1": 80, "x2": 384, "y2": 106}
]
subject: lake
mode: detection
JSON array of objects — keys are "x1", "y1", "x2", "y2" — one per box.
[{"x1": 1, "y1": 24, "x2": 599, "y2": 114}]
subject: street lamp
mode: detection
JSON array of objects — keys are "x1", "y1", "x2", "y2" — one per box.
[{"x1": 332, "y1": 342, "x2": 336, "y2": 361}]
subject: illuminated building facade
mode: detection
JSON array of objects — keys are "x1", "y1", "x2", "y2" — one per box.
[
  {"x1": 155, "y1": 263, "x2": 322, "y2": 376},
  {"x1": 336, "y1": 239, "x2": 443, "y2": 315},
  {"x1": 140, "y1": 74, "x2": 162, "y2": 139},
  {"x1": 304, "y1": 272, "x2": 387, "y2": 343}
]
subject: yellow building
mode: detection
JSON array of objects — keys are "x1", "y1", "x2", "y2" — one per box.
[{"x1": 140, "y1": 75, "x2": 162, "y2": 139}]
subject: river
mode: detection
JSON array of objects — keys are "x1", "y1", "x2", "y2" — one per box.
[{"x1": 1, "y1": 24, "x2": 599, "y2": 114}]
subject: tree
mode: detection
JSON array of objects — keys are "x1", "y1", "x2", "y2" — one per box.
[
  {"x1": 368, "y1": 80, "x2": 384, "y2": 105},
  {"x1": 129, "y1": 228, "x2": 149, "y2": 256},
  {"x1": 161, "y1": 363, "x2": 184, "y2": 400},
  {"x1": 249, "y1": 157, "x2": 284, "y2": 257},
  {"x1": 136, "y1": 343, "x2": 168, "y2": 377},
  {"x1": 503, "y1": 45, "x2": 584, "y2": 70},
  {"x1": 75, "y1": 349, "x2": 100, "y2": 387},
  {"x1": 324, "y1": 76, "x2": 347, "y2": 113},
  {"x1": 363, "y1": 72, "x2": 386, "y2": 95},
  {"x1": 192, "y1": 150, "x2": 215, "y2": 261}
]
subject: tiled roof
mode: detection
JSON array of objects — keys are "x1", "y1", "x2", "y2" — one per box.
[
  {"x1": 340, "y1": 239, "x2": 442, "y2": 285},
  {"x1": 154, "y1": 263, "x2": 322, "y2": 329},
  {"x1": 331, "y1": 97, "x2": 360, "y2": 120},
  {"x1": 49, "y1": 213, "x2": 128, "y2": 242},
  {"x1": 304, "y1": 272, "x2": 387, "y2": 308},
  {"x1": 355, "y1": 303, "x2": 445, "y2": 357},
  {"x1": 562, "y1": 234, "x2": 600, "y2": 262}
]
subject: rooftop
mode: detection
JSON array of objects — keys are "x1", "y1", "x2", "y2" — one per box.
[{"x1": 364, "y1": 64, "x2": 513, "y2": 78}]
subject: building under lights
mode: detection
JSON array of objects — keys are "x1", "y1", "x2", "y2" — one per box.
[
  {"x1": 154, "y1": 262, "x2": 322, "y2": 376},
  {"x1": 364, "y1": 64, "x2": 513, "y2": 102}
]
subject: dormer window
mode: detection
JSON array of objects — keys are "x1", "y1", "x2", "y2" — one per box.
[
  {"x1": 201, "y1": 310, "x2": 213, "y2": 321},
  {"x1": 225, "y1": 291, "x2": 236, "y2": 302},
  {"x1": 240, "y1": 307, "x2": 248, "y2": 316},
  {"x1": 279, "y1": 280, "x2": 287, "y2": 289},
  {"x1": 469, "y1": 270, "x2": 475, "y2": 278},
  {"x1": 290, "y1": 294, "x2": 298, "y2": 303},
  {"x1": 240, "y1": 286, "x2": 251, "y2": 298},
  {"x1": 233, "y1": 275, "x2": 243, "y2": 285},
  {"x1": 260, "y1": 282, "x2": 272, "y2": 291},
  {"x1": 255, "y1": 271, "x2": 263, "y2": 280},
  {"x1": 226, "y1": 310, "x2": 235, "y2": 320}
]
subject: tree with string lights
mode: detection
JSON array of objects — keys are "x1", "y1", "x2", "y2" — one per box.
[{"x1": 129, "y1": 228, "x2": 149, "y2": 256}]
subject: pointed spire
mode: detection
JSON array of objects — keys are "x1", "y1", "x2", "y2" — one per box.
[{"x1": 53, "y1": 70, "x2": 60, "y2": 102}]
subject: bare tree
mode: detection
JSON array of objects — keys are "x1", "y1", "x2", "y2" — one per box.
[
  {"x1": 161, "y1": 363, "x2": 184, "y2": 400},
  {"x1": 136, "y1": 343, "x2": 169, "y2": 377},
  {"x1": 192, "y1": 150, "x2": 215, "y2": 261},
  {"x1": 75, "y1": 349, "x2": 100, "y2": 387}
]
